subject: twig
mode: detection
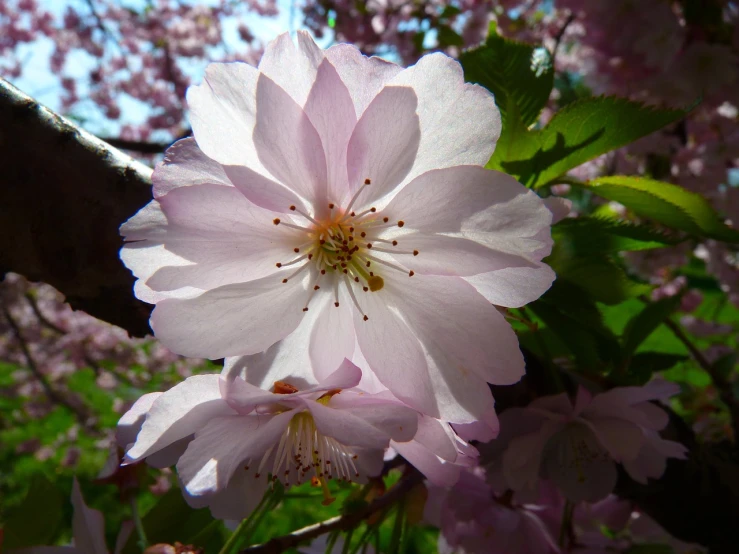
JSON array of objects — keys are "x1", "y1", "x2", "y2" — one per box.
[
  {"x1": 24, "y1": 292, "x2": 67, "y2": 334},
  {"x1": 2, "y1": 304, "x2": 92, "y2": 429},
  {"x1": 238, "y1": 468, "x2": 423, "y2": 554},
  {"x1": 552, "y1": 12, "x2": 576, "y2": 64},
  {"x1": 662, "y1": 316, "x2": 739, "y2": 435}
]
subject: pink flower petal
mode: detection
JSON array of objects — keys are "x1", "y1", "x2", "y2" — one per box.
[
  {"x1": 145, "y1": 184, "x2": 296, "y2": 292},
  {"x1": 346, "y1": 86, "x2": 420, "y2": 207},
  {"x1": 152, "y1": 138, "x2": 233, "y2": 198},
  {"x1": 586, "y1": 417, "x2": 645, "y2": 462},
  {"x1": 116, "y1": 392, "x2": 162, "y2": 450},
  {"x1": 307, "y1": 395, "x2": 417, "y2": 449},
  {"x1": 186, "y1": 62, "x2": 265, "y2": 170},
  {"x1": 71, "y1": 479, "x2": 108, "y2": 554},
  {"x1": 324, "y1": 43, "x2": 402, "y2": 117},
  {"x1": 413, "y1": 416, "x2": 459, "y2": 462},
  {"x1": 253, "y1": 74, "x2": 328, "y2": 205},
  {"x1": 185, "y1": 468, "x2": 268, "y2": 521},
  {"x1": 150, "y1": 273, "x2": 312, "y2": 359},
  {"x1": 126, "y1": 375, "x2": 234, "y2": 461},
  {"x1": 178, "y1": 411, "x2": 294, "y2": 496},
  {"x1": 386, "y1": 273, "x2": 525, "y2": 387},
  {"x1": 392, "y1": 439, "x2": 461, "y2": 487},
  {"x1": 224, "y1": 164, "x2": 305, "y2": 214},
  {"x1": 391, "y1": 233, "x2": 538, "y2": 277},
  {"x1": 258, "y1": 31, "x2": 323, "y2": 107},
  {"x1": 309, "y1": 288, "x2": 356, "y2": 382},
  {"x1": 304, "y1": 59, "x2": 357, "y2": 208},
  {"x1": 388, "y1": 53, "x2": 501, "y2": 186}
]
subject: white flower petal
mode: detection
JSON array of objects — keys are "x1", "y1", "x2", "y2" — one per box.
[
  {"x1": 178, "y1": 411, "x2": 294, "y2": 496},
  {"x1": 258, "y1": 31, "x2": 323, "y2": 107},
  {"x1": 186, "y1": 62, "x2": 265, "y2": 170},
  {"x1": 324, "y1": 43, "x2": 402, "y2": 117},
  {"x1": 144, "y1": 184, "x2": 296, "y2": 292},
  {"x1": 151, "y1": 273, "x2": 312, "y2": 359},
  {"x1": 152, "y1": 138, "x2": 233, "y2": 198},
  {"x1": 346, "y1": 86, "x2": 420, "y2": 207},
  {"x1": 126, "y1": 375, "x2": 233, "y2": 461},
  {"x1": 304, "y1": 59, "x2": 357, "y2": 206},
  {"x1": 254, "y1": 74, "x2": 328, "y2": 204},
  {"x1": 388, "y1": 53, "x2": 501, "y2": 186}
]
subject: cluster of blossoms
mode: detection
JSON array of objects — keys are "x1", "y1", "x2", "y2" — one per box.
[
  {"x1": 112, "y1": 33, "x2": 690, "y2": 554},
  {"x1": 425, "y1": 469, "x2": 705, "y2": 554},
  {"x1": 119, "y1": 28, "x2": 553, "y2": 518},
  {"x1": 0, "y1": 0, "x2": 278, "y2": 140},
  {"x1": 0, "y1": 273, "x2": 202, "y2": 459}
]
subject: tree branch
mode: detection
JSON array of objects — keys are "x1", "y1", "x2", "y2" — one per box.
[
  {"x1": 662, "y1": 316, "x2": 739, "y2": 435},
  {"x1": 239, "y1": 469, "x2": 424, "y2": 554},
  {"x1": 2, "y1": 303, "x2": 95, "y2": 431},
  {"x1": 0, "y1": 78, "x2": 154, "y2": 336}
]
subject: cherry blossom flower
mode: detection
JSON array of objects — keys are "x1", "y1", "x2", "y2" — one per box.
[
  {"x1": 119, "y1": 359, "x2": 418, "y2": 519},
  {"x1": 480, "y1": 380, "x2": 688, "y2": 502},
  {"x1": 424, "y1": 468, "x2": 560, "y2": 554},
  {"x1": 121, "y1": 31, "x2": 555, "y2": 424}
]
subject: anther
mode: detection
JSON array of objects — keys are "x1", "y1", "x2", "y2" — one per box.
[
  {"x1": 354, "y1": 277, "x2": 359, "y2": 282},
  {"x1": 328, "y1": 203, "x2": 335, "y2": 209},
  {"x1": 413, "y1": 250, "x2": 419, "y2": 256},
  {"x1": 383, "y1": 217, "x2": 389, "y2": 223},
  {"x1": 365, "y1": 178, "x2": 371, "y2": 184},
  {"x1": 366, "y1": 261, "x2": 371, "y2": 267},
  {"x1": 276, "y1": 263, "x2": 282, "y2": 268},
  {"x1": 409, "y1": 270, "x2": 415, "y2": 276},
  {"x1": 314, "y1": 285, "x2": 321, "y2": 290},
  {"x1": 367, "y1": 243, "x2": 372, "y2": 249},
  {"x1": 320, "y1": 269, "x2": 326, "y2": 275},
  {"x1": 363, "y1": 287, "x2": 369, "y2": 292},
  {"x1": 289, "y1": 205, "x2": 296, "y2": 211},
  {"x1": 273, "y1": 218, "x2": 280, "y2": 225},
  {"x1": 294, "y1": 248, "x2": 300, "y2": 253},
  {"x1": 363, "y1": 315, "x2": 369, "y2": 321},
  {"x1": 398, "y1": 220, "x2": 405, "y2": 227},
  {"x1": 392, "y1": 240, "x2": 398, "y2": 246},
  {"x1": 360, "y1": 232, "x2": 366, "y2": 238},
  {"x1": 282, "y1": 278, "x2": 288, "y2": 283},
  {"x1": 335, "y1": 302, "x2": 340, "y2": 307},
  {"x1": 303, "y1": 307, "x2": 309, "y2": 312}
]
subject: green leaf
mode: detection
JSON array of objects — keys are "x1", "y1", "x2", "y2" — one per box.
[
  {"x1": 120, "y1": 488, "x2": 222, "y2": 554},
  {"x1": 3, "y1": 474, "x2": 66, "y2": 548},
  {"x1": 529, "y1": 301, "x2": 606, "y2": 367},
  {"x1": 580, "y1": 176, "x2": 739, "y2": 242},
  {"x1": 437, "y1": 26, "x2": 464, "y2": 47},
  {"x1": 490, "y1": 96, "x2": 688, "y2": 188},
  {"x1": 712, "y1": 352, "x2": 738, "y2": 380},
  {"x1": 622, "y1": 296, "x2": 682, "y2": 356},
  {"x1": 553, "y1": 217, "x2": 680, "y2": 254},
  {"x1": 460, "y1": 32, "x2": 553, "y2": 127},
  {"x1": 629, "y1": 352, "x2": 689, "y2": 375}
]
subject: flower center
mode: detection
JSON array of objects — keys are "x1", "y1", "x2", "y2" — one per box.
[
  {"x1": 272, "y1": 178, "x2": 419, "y2": 320},
  {"x1": 245, "y1": 410, "x2": 361, "y2": 505}
]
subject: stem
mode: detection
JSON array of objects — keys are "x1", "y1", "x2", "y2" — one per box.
[
  {"x1": 130, "y1": 495, "x2": 148, "y2": 551},
  {"x1": 239, "y1": 468, "x2": 424, "y2": 554},
  {"x1": 388, "y1": 500, "x2": 405, "y2": 554},
  {"x1": 558, "y1": 500, "x2": 575, "y2": 549},
  {"x1": 220, "y1": 489, "x2": 275, "y2": 554}
]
